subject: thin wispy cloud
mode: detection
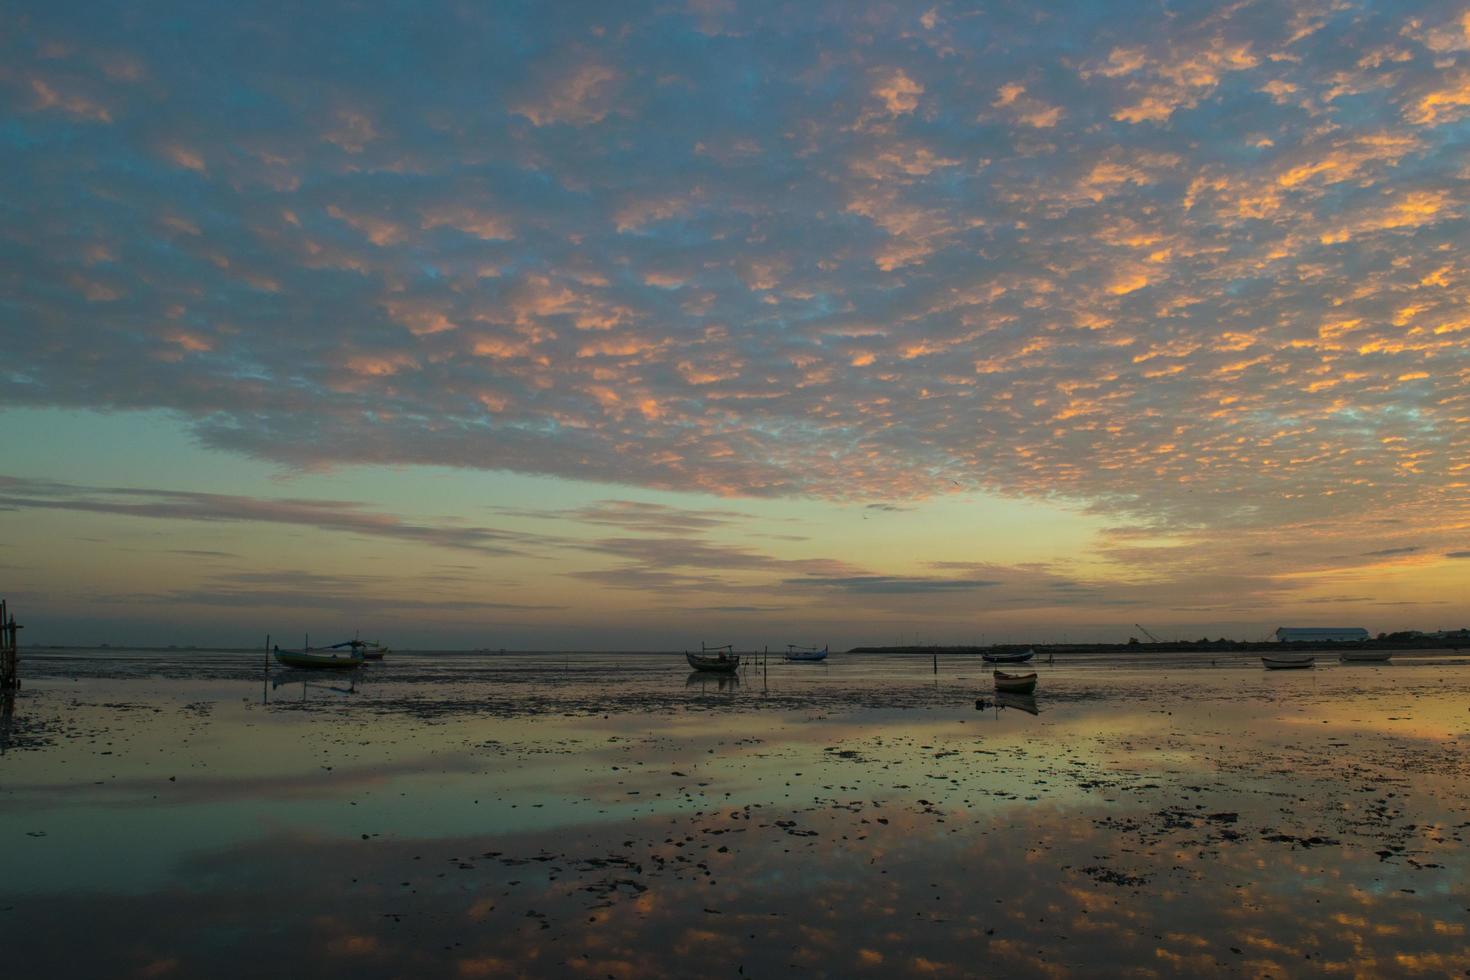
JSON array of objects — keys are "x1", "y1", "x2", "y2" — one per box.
[
  {"x1": 110, "y1": 571, "x2": 564, "y2": 613},
  {"x1": 784, "y1": 576, "x2": 1002, "y2": 595},
  {"x1": 496, "y1": 500, "x2": 755, "y2": 535},
  {"x1": 0, "y1": 476, "x2": 549, "y2": 556}
]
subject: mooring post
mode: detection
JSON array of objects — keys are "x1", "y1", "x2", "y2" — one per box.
[
  {"x1": 0, "y1": 599, "x2": 20, "y2": 691},
  {"x1": 932, "y1": 650, "x2": 938, "y2": 675}
]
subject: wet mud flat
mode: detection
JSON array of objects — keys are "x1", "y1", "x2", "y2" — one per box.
[{"x1": 1, "y1": 652, "x2": 1468, "y2": 977}]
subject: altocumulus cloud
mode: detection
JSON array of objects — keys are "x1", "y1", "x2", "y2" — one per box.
[{"x1": 2, "y1": 0, "x2": 1468, "y2": 544}]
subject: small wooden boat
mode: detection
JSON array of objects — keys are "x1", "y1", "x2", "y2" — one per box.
[
  {"x1": 273, "y1": 645, "x2": 364, "y2": 670},
  {"x1": 331, "y1": 636, "x2": 388, "y2": 660},
  {"x1": 358, "y1": 641, "x2": 389, "y2": 661},
  {"x1": 993, "y1": 670, "x2": 1038, "y2": 694},
  {"x1": 1262, "y1": 655, "x2": 1315, "y2": 670},
  {"x1": 686, "y1": 644, "x2": 740, "y2": 673},
  {"x1": 1338, "y1": 650, "x2": 1390, "y2": 663},
  {"x1": 983, "y1": 649, "x2": 1035, "y2": 664},
  {"x1": 784, "y1": 644, "x2": 828, "y2": 662}
]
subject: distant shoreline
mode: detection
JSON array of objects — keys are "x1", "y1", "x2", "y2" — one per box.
[
  {"x1": 25, "y1": 638, "x2": 1469, "y2": 655},
  {"x1": 851, "y1": 638, "x2": 1468, "y2": 655}
]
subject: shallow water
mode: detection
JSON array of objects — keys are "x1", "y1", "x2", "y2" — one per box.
[{"x1": 2, "y1": 649, "x2": 1467, "y2": 977}]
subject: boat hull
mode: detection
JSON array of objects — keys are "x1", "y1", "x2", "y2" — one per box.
[
  {"x1": 784, "y1": 648, "x2": 828, "y2": 662},
  {"x1": 274, "y1": 649, "x2": 364, "y2": 670},
  {"x1": 1339, "y1": 651, "x2": 1390, "y2": 663},
  {"x1": 1262, "y1": 656, "x2": 1315, "y2": 670},
  {"x1": 983, "y1": 651, "x2": 1034, "y2": 664},
  {"x1": 686, "y1": 652, "x2": 740, "y2": 673},
  {"x1": 993, "y1": 670, "x2": 1038, "y2": 694}
]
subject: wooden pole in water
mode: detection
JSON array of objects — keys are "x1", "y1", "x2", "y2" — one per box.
[
  {"x1": 0, "y1": 599, "x2": 19, "y2": 690},
  {"x1": 933, "y1": 651, "x2": 938, "y2": 674}
]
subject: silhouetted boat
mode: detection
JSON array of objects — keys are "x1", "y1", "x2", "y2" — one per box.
[
  {"x1": 687, "y1": 644, "x2": 740, "y2": 673},
  {"x1": 993, "y1": 670, "x2": 1037, "y2": 694},
  {"x1": 273, "y1": 645, "x2": 364, "y2": 670},
  {"x1": 983, "y1": 649, "x2": 1035, "y2": 664},
  {"x1": 330, "y1": 636, "x2": 388, "y2": 660},
  {"x1": 784, "y1": 644, "x2": 828, "y2": 662},
  {"x1": 1339, "y1": 650, "x2": 1390, "y2": 663},
  {"x1": 1262, "y1": 655, "x2": 1314, "y2": 670},
  {"x1": 358, "y1": 641, "x2": 389, "y2": 660}
]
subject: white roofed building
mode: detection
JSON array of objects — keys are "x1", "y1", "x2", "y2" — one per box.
[{"x1": 1274, "y1": 627, "x2": 1370, "y2": 643}]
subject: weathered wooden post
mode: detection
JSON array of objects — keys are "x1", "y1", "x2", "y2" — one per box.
[{"x1": 0, "y1": 599, "x2": 22, "y2": 690}]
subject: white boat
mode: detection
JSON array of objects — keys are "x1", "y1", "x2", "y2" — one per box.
[
  {"x1": 1338, "y1": 650, "x2": 1391, "y2": 663},
  {"x1": 1262, "y1": 655, "x2": 1315, "y2": 670},
  {"x1": 784, "y1": 644, "x2": 828, "y2": 662},
  {"x1": 993, "y1": 670, "x2": 1038, "y2": 694}
]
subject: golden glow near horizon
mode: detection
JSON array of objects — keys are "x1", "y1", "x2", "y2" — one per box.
[{"x1": 2, "y1": 2, "x2": 1469, "y2": 646}]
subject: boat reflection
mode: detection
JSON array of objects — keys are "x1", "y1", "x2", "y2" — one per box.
[
  {"x1": 685, "y1": 670, "x2": 741, "y2": 692},
  {"x1": 269, "y1": 670, "x2": 358, "y2": 701},
  {"x1": 0, "y1": 689, "x2": 13, "y2": 755},
  {"x1": 974, "y1": 691, "x2": 1039, "y2": 715}
]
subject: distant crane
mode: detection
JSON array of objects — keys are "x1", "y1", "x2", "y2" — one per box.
[{"x1": 1135, "y1": 623, "x2": 1163, "y2": 644}]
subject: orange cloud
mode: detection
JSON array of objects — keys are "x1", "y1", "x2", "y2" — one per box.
[
  {"x1": 515, "y1": 62, "x2": 620, "y2": 126},
  {"x1": 28, "y1": 76, "x2": 111, "y2": 122},
  {"x1": 873, "y1": 69, "x2": 923, "y2": 114}
]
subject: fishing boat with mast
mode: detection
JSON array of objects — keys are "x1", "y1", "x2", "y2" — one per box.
[
  {"x1": 356, "y1": 639, "x2": 389, "y2": 660},
  {"x1": 686, "y1": 643, "x2": 740, "y2": 673},
  {"x1": 273, "y1": 636, "x2": 367, "y2": 670}
]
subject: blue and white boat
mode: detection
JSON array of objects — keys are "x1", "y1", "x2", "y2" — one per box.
[{"x1": 784, "y1": 644, "x2": 828, "y2": 662}]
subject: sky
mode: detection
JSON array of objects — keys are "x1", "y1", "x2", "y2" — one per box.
[{"x1": 2, "y1": 0, "x2": 1469, "y2": 648}]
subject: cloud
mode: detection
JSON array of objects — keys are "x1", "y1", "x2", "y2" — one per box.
[
  {"x1": 498, "y1": 499, "x2": 756, "y2": 535},
  {"x1": 120, "y1": 571, "x2": 564, "y2": 612},
  {"x1": 783, "y1": 575, "x2": 1001, "y2": 594},
  {"x1": 873, "y1": 69, "x2": 923, "y2": 114},
  {"x1": 26, "y1": 75, "x2": 112, "y2": 122},
  {"x1": 2, "y1": 0, "x2": 1468, "y2": 553},
  {"x1": 514, "y1": 60, "x2": 621, "y2": 127},
  {"x1": 0, "y1": 476, "x2": 549, "y2": 556}
]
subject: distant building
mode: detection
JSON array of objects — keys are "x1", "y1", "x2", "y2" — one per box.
[{"x1": 1274, "y1": 627, "x2": 1370, "y2": 643}]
